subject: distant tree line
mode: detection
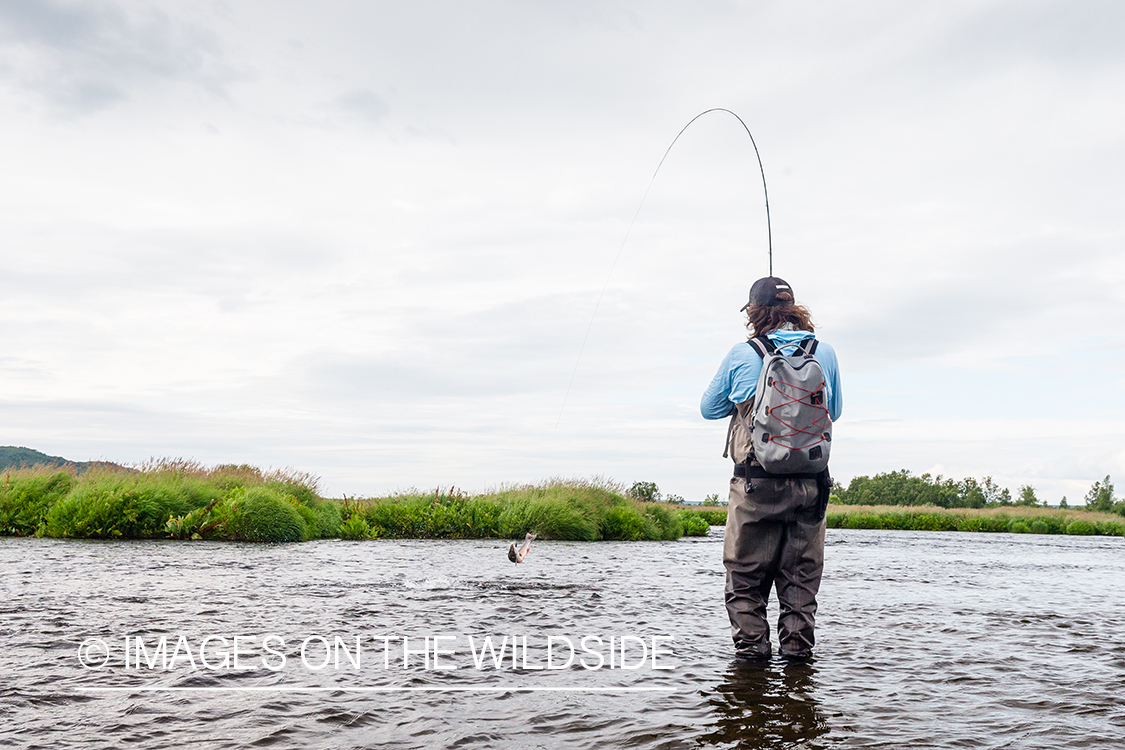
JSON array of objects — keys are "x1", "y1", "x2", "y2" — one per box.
[{"x1": 834, "y1": 471, "x2": 1124, "y2": 516}]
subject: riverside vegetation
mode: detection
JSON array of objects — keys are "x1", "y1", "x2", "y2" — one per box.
[
  {"x1": 826, "y1": 470, "x2": 1124, "y2": 536},
  {"x1": 640, "y1": 474, "x2": 1125, "y2": 537},
  {"x1": 1, "y1": 460, "x2": 1120, "y2": 543},
  {"x1": 0, "y1": 462, "x2": 712, "y2": 543}
]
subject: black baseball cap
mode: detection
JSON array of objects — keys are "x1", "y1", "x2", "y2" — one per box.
[{"x1": 741, "y1": 277, "x2": 793, "y2": 310}]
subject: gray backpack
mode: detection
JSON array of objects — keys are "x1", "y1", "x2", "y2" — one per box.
[{"x1": 725, "y1": 336, "x2": 832, "y2": 476}]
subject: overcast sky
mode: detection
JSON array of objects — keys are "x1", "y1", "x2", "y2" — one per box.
[{"x1": 1, "y1": 0, "x2": 1123, "y2": 502}]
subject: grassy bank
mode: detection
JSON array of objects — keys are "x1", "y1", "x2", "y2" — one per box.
[
  {"x1": 825, "y1": 504, "x2": 1125, "y2": 536},
  {"x1": 632, "y1": 503, "x2": 1125, "y2": 537},
  {"x1": 338, "y1": 480, "x2": 708, "y2": 541},
  {"x1": 1, "y1": 461, "x2": 336, "y2": 542},
  {"x1": 0, "y1": 465, "x2": 708, "y2": 543},
  {"x1": 6, "y1": 461, "x2": 1117, "y2": 542}
]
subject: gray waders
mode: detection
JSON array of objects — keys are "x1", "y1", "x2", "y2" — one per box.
[
  {"x1": 723, "y1": 401, "x2": 828, "y2": 659},
  {"x1": 724, "y1": 473, "x2": 825, "y2": 658}
]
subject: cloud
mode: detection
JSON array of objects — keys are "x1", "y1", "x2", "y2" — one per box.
[
  {"x1": 941, "y1": 0, "x2": 1125, "y2": 68},
  {"x1": 336, "y1": 88, "x2": 390, "y2": 123},
  {"x1": 0, "y1": 0, "x2": 231, "y2": 114}
]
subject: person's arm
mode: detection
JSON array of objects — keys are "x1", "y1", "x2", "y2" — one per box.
[
  {"x1": 815, "y1": 341, "x2": 843, "y2": 422},
  {"x1": 701, "y1": 344, "x2": 763, "y2": 419},
  {"x1": 700, "y1": 349, "x2": 737, "y2": 420}
]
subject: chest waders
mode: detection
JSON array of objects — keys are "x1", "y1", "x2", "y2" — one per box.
[{"x1": 721, "y1": 337, "x2": 833, "y2": 660}]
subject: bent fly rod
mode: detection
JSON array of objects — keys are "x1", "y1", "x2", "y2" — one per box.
[{"x1": 555, "y1": 108, "x2": 773, "y2": 428}]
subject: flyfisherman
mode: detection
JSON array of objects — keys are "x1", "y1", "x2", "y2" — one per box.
[{"x1": 700, "y1": 277, "x2": 842, "y2": 661}]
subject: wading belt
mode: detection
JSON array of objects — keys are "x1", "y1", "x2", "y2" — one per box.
[
  {"x1": 733, "y1": 463, "x2": 834, "y2": 520},
  {"x1": 733, "y1": 464, "x2": 821, "y2": 481}
]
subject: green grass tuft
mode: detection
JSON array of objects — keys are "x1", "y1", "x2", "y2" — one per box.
[
  {"x1": 0, "y1": 460, "x2": 325, "y2": 543},
  {"x1": 600, "y1": 505, "x2": 649, "y2": 540},
  {"x1": 0, "y1": 471, "x2": 74, "y2": 536},
  {"x1": 1095, "y1": 520, "x2": 1125, "y2": 536},
  {"x1": 1066, "y1": 519, "x2": 1096, "y2": 536},
  {"x1": 224, "y1": 487, "x2": 308, "y2": 543},
  {"x1": 338, "y1": 515, "x2": 375, "y2": 540},
  {"x1": 687, "y1": 508, "x2": 729, "y2": 526},
  {"x1": 678, "y1": 510, "x2": 711, "y2": 536}
]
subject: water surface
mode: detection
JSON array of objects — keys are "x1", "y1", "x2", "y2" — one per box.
[{"x1": 1, "y1": 529, "x2": 1123, "y2": 749}]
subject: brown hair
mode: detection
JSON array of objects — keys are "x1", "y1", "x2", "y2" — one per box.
[{"x1": 744, "y1": 291, "x2": 815, "y2": 337}]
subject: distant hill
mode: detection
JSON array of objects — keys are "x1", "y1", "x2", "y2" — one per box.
[{"x1": 0, "y1": 446, "x2": 129, "y2": 474}]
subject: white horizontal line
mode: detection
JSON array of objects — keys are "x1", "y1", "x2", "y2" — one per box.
[{"x1": 82, "y1": 686, "x2": 675, "y2": 693}]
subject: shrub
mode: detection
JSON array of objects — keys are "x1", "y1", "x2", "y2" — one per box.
[
  {"x1": 909, "y1": 513, "x2": 959, "y2": 532},
  {"x1": 628, "y1": 481, "x2": 660, "y2": 503},
  {"x1": 45, "y1": 467, "x2": 232, "y2": 540},
  {"x1": 462, "y1": 497, "x2": 501, "y2": 537},
  {"x1": 843, "y1": 514, "x2": 882, "y2": 530},
  {"x1": 601, "y1": 505, "x2": 648, "y2": 541},
  {"x1": 528, "y1": 498, "x2": 600, "y2": 541},
  {"x1": 270, "y1": 479, "x2": 319, "y2": 506},
  {"x1": 1030, "y1": 520, "x2": 1051, "y2": 534},
  {"x1": 689, "y1": 508, "x2": 727, "y2": 526},
  {"x1": 1008, "y1": 520, "x2": 1030, "y2": 534},
  {"x1": 956, "y1": 515, "x2": 1008, "y2": 533},
  {"x1": 0, "y1": 471, "x2": 74, "y2": 536},
  {"x1": 1066, "y1": 520, "x2": 1096, "y2": 536},
  {"x1": 877, "y1": 512, "x2": 912, "y2": 530},
  {"x1": 643, "y1": 504, "x2": 682, "y2": 540},
  {"x1": 1037, "y1": 516, "x2": 1067, "y2": 534},
  {"x1": 1094, "y1": 520, "x2": 1125, "y2": 537},
  {"x1": 307, "y1": 499, "x2": 342, "y2": 539},
  {"x1": 678, "y1": 511, "x2": 711, "y2": 537},
  {"x1": 292, "y1": 500, "x2": 342, "y2": 540},
  {"x1": 225, "y1": 487, "x2": 307, "y2": 543},
  {"x1": 47, "y1": 485, "x2": 161, "y2": 539},
  {"x1": 364, "y1": 500, "x2": 423, "y2": 538},
  {"x1": 338, "y1": 515, "x2": 374, "y2": 540},
  {"x1": 164, "y1": 497, "x2": 228, "y2": 540}
]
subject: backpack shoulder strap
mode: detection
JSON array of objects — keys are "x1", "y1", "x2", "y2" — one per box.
[
  {"x1": 794, "y1": 337, "x2": 818, "y2": 356},
  {"x1": 722, "y1": 413, "x2": 735, "y2": 459},
  {"x1": 746, "y1": 336, "x2": 775, "y2": 358}
]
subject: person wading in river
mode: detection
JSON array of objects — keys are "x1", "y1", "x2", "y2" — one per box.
[{"x1": 700, "y1": 277, "x2": 842, "y2": 661}]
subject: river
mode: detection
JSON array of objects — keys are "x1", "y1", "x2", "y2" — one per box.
[{"x1": 2, "y1": 529, "x2": 1123, "y2": 749}]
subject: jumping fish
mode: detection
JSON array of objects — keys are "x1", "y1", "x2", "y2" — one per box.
[{"x1": 508, "y1": 533, "x2": 536, "y2": 564}]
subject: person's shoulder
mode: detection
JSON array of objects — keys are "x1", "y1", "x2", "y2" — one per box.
[
  {"x1": 718, "y1": 341, "x2": 760, "y2": 372},
  {"x1": 811, "y1": 339, "x2": 839, "y2": 367},
  {"x1": 726, "y1": 340, "x2": 756, "y2": 360}
]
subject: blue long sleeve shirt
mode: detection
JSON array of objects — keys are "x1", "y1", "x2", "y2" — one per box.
[{"x1": 700, "y1": 330, "x2": 842, "y2": 421}]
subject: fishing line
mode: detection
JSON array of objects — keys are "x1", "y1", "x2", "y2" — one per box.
[{"x1": 555, "y1": 108, "x2": 773, "y2": 428}]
